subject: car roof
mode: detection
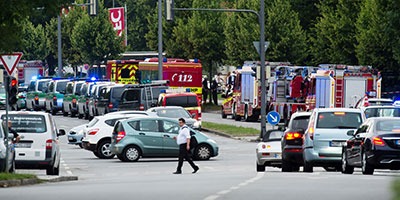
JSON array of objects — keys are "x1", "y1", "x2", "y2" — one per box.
[
  {"x1": 1, "y1": 111, "x2": 49, "y2": 116},
  {"x1": 365, "y1": 105, "x2": 397, "y2": 109},
  {"x1": 105, "y1": 111, "x2": 151, "y2": 115},
  {"x1": 313, "y1": 108, "x2": 363, "y2": 113},
  {"x1": 163, "y1": 93, "x2": 197, "y2": 97},
  {"x1": 366, "y1": 117, "x2": 400, "y2": 122},
  {"x1": 291, "y1": 111, "x2": 311, "y2": 117},
  {"x1": 368, "y1": 98, "x2": 392, "y2": 102},
  {"x1": 149, "y1": 106, "x2": 186, "y2": 110},
  {"x1": 121, "y1": 116, "x2": 178, "y2": 123}
]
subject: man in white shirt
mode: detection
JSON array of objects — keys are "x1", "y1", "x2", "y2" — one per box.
[{"x1": 173, "y1": 118, "x2": 199, "y2": 174}]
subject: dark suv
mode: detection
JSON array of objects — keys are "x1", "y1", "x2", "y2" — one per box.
[
  {"x1": 281, "y1": 112, "x2": 310, "y2": 172},
  {"x1": 118, "y1": 85, "x2": 168, "y2": 111},
  {"x1": 97, "y1": 85, "x2": 126, "y2": 115}
]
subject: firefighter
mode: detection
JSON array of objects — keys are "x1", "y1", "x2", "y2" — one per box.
[{"x1": 290, "y1": 72, "x2": 304, "y2": 102}]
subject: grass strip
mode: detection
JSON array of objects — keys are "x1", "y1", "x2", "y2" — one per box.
[
  {"x1": 0, "y1": 173, "x2": 37, "y2": 181},
  {"x1": 393, "y1": 179, "x2": 400, "y2": 200},
  {"x1": 202, "y1": 121, "x2": 259, "y2": 136},
  {"x1": 201, "y1": 103, "x2": 221, "y2": 112}
]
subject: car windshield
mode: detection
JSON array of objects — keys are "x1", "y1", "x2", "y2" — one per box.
[
  {"x1": 112, "y1": 87, "x2": 125, "y2": 99},
  {"x1": 376, "y1": 120, "x2": 400, "y2": 132},
  {"x1": 27, "y1": 81, "x2": 36, "y2": 92},
  {"x1": 365, "y1": 107, "x2": 400, "y2": 118},
  {"x1": 164, "y1": 96, "x2": 198, "y2": 107},
  {"x1": 316, "y1": 112, "x2": 362, "y2": 129},
  {"x1": 56, "y1": 81, "x2": 68, "y2": 92},
  {"x1": 2, "y1": 114, "x2": 47, "y2": 133},
  {"x1": 75, "y1": 83, "x2": 83, "y2": 95},
  {"x1": 123, "y1": 90, "x2": 140, "y2": 102},
  {"x1": 156, "y1": 108, "x2": 191, "y2": 118},
  {"x1": 291, "y1": 116, "x2": 309, "y2": 130},
  {"x1": 263, "y1": 130, "x2": 283, "y2": 142},
  {"x1": 38, "y1": 80, "x2": 50, "y2": 92}
]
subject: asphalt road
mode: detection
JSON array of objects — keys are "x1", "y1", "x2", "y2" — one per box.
[{"x1": 1, "y1": 114, "x2": 399, "y2": 200}]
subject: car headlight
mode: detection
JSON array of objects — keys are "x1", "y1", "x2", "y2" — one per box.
[{"x1": 207, "y1": 138, "x2": 217, "y2": 144}]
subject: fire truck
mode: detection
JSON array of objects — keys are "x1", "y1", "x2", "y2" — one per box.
[
  {"x1": 107, "y1": 58, "x2": 203, "y2": 102},
  {"x1": 222, "y1": 62, "x2": 382, "y2": 125}
]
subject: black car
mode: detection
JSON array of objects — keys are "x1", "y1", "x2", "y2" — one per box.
[
  {"x1": 281, "y1": 112, "x2": 310, "y2": 172},
  {"x1": 118, "y1": 85, "x2": 168, "y2": 111},
  {"x1": 342, "y1": 117, "x2": 400, "y2": 175},
  {"x1": 97, "y1": 85, "x2": 126, "y2": 115}
]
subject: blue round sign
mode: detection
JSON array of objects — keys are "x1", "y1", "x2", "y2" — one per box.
[{"x1": 267, "y1": 111, "x2": 280, "y2": 125}]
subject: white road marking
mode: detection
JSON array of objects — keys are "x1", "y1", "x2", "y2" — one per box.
[
  {"x1": 60, "y1": 158, "x2": 74, "y2": 176},
  {"x1": 204, "y1": 172, "x2": 265, "y2": 200}
]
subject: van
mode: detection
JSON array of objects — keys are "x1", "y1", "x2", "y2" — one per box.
[
  {"x1": 118, "y1": 85, "x2": 168, "y2": 111},
  {"x1": 97, "y1": 85, "x2": 126, "y2": 115}
]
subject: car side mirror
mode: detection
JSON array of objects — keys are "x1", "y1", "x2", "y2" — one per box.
[
  {"x1": 347, "y1": 130, "x2": 355, "y2": 136},
  {"x1": 58, "y1": 129, "x2": 66, "y2": 136},
  {"x1": 191, "y1": 113, "x2": 196, "y2": 118}
]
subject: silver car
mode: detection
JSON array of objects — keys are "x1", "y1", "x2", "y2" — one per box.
[
  {"x1": 302, "y1": 108, "x2": 364, "y2": 172},
  {"x1": 147, "y1": 106, "x2": 200, "y2": 129},
  {"x1": 256, "y1": 129, "x2": 283, "y2": 172}
]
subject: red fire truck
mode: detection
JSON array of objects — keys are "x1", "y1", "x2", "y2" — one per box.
[{"x1": 107, "y1": 58, "x2": 203, "y2": 102}]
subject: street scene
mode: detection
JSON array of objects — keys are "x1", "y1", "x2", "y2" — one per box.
[{"x1": 1, "y1": 0, "x2": 400, "y2": 200}]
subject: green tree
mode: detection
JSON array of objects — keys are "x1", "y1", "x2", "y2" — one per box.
[
  {"x1": 71, "y1": 0, "x2": 125, "y2": 65},
  {"x1": 0, "y1": 0, "x2": 70, "y2": 52},
  {"x1": 19, "y1": 19, "x2": 50, "y2": 61},
  {"x1": 311, "y1": 0, "x2": 361, "y2": 65}
]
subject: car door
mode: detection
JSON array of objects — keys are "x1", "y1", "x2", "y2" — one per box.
[
  {"x1": 160, "y1": 120, "x2": 180, "y2": 156},
  {"x1": 349, "y1": 124, "x2": 368, "y2": 166},
  {"x1": 136, "y1": 119, "x2": 164, "y2": 155}
]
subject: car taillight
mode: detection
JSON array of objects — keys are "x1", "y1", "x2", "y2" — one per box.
[
  {"x1": 53, "y1": 96, "x2": 57, "y2": 101},
  {"x1": 35, "y1": 95, "x2": 39, "y2": 101},
  {"x1": 109, "y1": 103, "x2": 113, "y2": 109},
  {"x1": 72, "y1": 97, "x2": 76, "y2": 104},
  {"x1": 46, "y1": 139, "x2": 53, "y2": 149},
  {"x1": 309, "y1": 128, "x2": 314, "y2": 140},
  {"x1": 372, "y1": 137, "x2": 385, "y2": 146},
  {"x1": 139, "y1": 105, "x2": 144, "y2": 111},
  {"x1": 285, "y1": 132, "x2": 301, "y2": 140},
  {"x1": 262, "y1": 153, "x2": 270, "y2": 156},
  {"x1": 116, "y1": 131, "x2": 126, "y2": 143},
  {"x1": 19, "y1": 95, "x2": 24, "y2": 99},
  {"x1": 88, "y1": 129, "x2": 99, "y2": 135}
]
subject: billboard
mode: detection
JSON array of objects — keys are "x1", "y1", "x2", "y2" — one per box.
[{"x1": 109, "y1": 7, "x2": 126, "y2": 45}]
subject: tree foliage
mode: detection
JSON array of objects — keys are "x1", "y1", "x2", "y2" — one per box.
[{"x1": 19, "y1": 19, "x2": 50, "y2": 61}]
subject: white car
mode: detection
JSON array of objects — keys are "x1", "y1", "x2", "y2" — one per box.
[
  {"x1": 256, "y1": 129, "x2": 283, "y2": 172},
  {"x1": 356, "y1": 97, "x2": 393, "y2": 109},
  {"x1": 67, "y1": 124, "x2": 87, "y2": 147},
  {"x1": 1, "y1": 111, "x2": 66, "y2": 175},
  {"x1": 81, "y1": 114, "x2": 149, "y2": 159}
]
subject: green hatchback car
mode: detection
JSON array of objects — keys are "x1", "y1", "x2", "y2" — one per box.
[
  {"x1": 45, "y1": 79, "x2": 70, "y2": 115},
  {"x1": 111, "y1": 117, "x2": 219, "y2": 162},
  {"x1": 26, "y1": 78, "x2": 52, "y2": 111},
  {"x1": 62, "y1": 80, "x2": 85, "y2": 117}
]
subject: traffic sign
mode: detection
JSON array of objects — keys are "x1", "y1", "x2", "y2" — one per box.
[
  {"x1": 84, "y1": 64, "x2": 90, "y2": 71},
  {"x1": 267, "y1": 111, "x2": 280, "y2": 125},
  {"x1": 253, "y1": 41, "x2": 270, "y2": 56},
  {"x1": 0, "y1": 53, "x2": 23, "y2": 76}
]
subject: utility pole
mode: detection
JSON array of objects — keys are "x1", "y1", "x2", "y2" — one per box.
[
  {"x1": 157, "y1": 0, "x2": 163, "y2": 80},
  {"x1": 57, "y1": 15, "x2": 62, "y2": 77}
]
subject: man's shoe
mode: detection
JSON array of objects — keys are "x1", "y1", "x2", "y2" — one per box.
[
  {"x1": 173, "y1": 171, "x2": 182, "y2": 174},
  {"x1": 192, "y1": 167, "x2": 199, "y2": 174}
]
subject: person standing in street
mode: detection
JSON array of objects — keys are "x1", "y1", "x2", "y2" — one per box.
[
  {"x1": 202, "y1": 76, "x2": 209, "y2": 104},
  {"x1": 173, "y1": 118, "x2": 199, "y2": 174},
  {"x1": 211, "y1": 78, "x2": 218, "y2": 105}
]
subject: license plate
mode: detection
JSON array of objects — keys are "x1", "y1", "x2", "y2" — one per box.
[
  {"x1": 330, "y1": 141, "x2": 346, "y2": 147},
  {"x1": 15, "y1": 143, "x2": 31, "y2": 148},
  {"x1": 275, "y1": 154, "x2": 281, "y2": 159},
  {"x1": 68, "y1": 136, "x2": 73, "y2": 140},
  {"x1": 396, "y1": 140, "x2": 400, "y2": 145}
]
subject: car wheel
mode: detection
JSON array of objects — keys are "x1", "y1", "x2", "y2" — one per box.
[
  {"x1": 78, "y1": 113, "x2": 83, "y2": 119},
  {"x1": 362, "y1": 150, "x2": 374, "y2": 175},
  {"x1": 70, "y1": 106, "x2": 76, "y2": 117},
  {"x1": 194, "y1": 144, "x2": 212, "y2": 160},
  {"x1": 303, "y1": 160, "x2": 313, "y2": 172},
  {"x1": 46, "y1": 159, "x2": 60, "y2": 176},
  {"x1": 341, "y1": 151, "x2": 354, "y2": 174},
  {"x1": 292, "y1": 165, "x2": 300, "y2": 172},
  {"x1": 221, "y1": 107, "x2": 227, "y2": 119},
  {"x1": 51, "y1": 108, "x2": 57, "y2": 115},
  {"x1": 121, "y1": 146, "x2": 141, "y2": 162},
  {"x1": 84, "y1": 112, "x2": 89, "y2": 120},
  {"x1": 117, "y1": 154, "x2": 125, "y2": 161},
  {"x1": 281, "y1": 159, "x2": 293, "y2": 172},
  {"x1": 97, "y1": 140, "x2": 115, "y2": 159},
  {"x1": 9, "y1": 155, "x2": 15, "y2": 173},
  {"x1": 62, "y1": 107, "x2": 68, "y2": 116},
  {"x1": 78, "y1": 143, "x2": 83, "y2": 148},
  {"x1": 234, "y1": 104, "x2": 241, "y2": 121},
  {"x1": 256, "y1": 163, "x2": 266, "y2": 172},
  {"x1": 93, "y1": 151, "x2": 101, "y2": 158}
]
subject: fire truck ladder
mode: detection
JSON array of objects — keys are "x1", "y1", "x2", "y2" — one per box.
[{"x1": 144, "y1": 86, "x2": 153, "y2": 109}]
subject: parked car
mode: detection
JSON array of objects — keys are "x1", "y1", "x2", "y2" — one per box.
[
  {"x1": 0, "y1": 121, "x2": 16, "y2": 173},
  {"x1": 302, "y1": 108, "x2": 364, "y2": 172},
  {"x1": 97, "y1": 84, "x2": 126, "y2": 116},
  {"x1": 363, "y1": 105, "x2": 400, "y2": 118},
  {"x1": 256, "y1": 129, "x2": 284, "y2": 172},
  {"x1": 0, "y1": 85, "x2": 6, "y2": 110},
  {"x1": 341, "y1": 117, "x2": 400, "y2": 175},
  {"x1": 44, "y1": 79, "x2": 69, "y2": 114},
  {"x1": 82, "y1": 114, "x2": 147, "y2": 159},
  {"x1": 111, "y1": 117, "x2": 218, "y2": 162},
  {"x1": 158, "y1": 92, "x2": 202, "y2": 122},
  {"x1": 26, "y1": 78, "x2": 52, "y2": 111},
  {"x1": 88, "y1": 83, "x2": 109, "y2": 120},
  {"x1": 355, "y1": 97, "x2": 393, "y2": 109},
  {"x1": 147, "y1": 106, "x2": 201, "y2": 129},
  {"x1": 77, "y1": 82, "x2": 96, "y2": 119},
  {"x1": 62, "y1": 80, "x2": 85, "y2": 117},
  {"x1": 16, "y1": 86, "x2": 27, "y2": 111},
  {"x1": 118, "y1": 85, "x2": 168, "y2": 111},
  {"x1": 1, "y1": 111, "x2": 66, "y2": 175},
  {"x1": 67, "y1": 124, "x2": 87, "y2": 147},
  {"x1": 281, "y1": 112, "x2": 311, "y2": 172}
]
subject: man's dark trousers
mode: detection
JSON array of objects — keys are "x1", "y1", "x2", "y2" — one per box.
[{"x1": 176, "y1": 144, "x2": 197, "y2": 172}]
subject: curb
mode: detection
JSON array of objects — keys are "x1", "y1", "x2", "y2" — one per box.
[
  {"x1": 0, "y1": 176, "x2": 78, "y2": 188},
  {"x1": 201, "y1": 128, "x2": 259, "y2": 143}
]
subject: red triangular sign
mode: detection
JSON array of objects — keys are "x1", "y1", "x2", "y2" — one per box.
[{"x1": 0, "y1": 53, "x2": 23, "y2": 76}]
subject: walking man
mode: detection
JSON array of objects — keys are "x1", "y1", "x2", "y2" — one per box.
[{"x1": 173, "y1": 118, "x2": 199, "y2": 174}]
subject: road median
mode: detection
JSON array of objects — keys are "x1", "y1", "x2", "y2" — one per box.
[
  {"x1": 0, "y1": 173, "x2": 78, "y2": 188},
  {"x1": 201, "y1": 122, "x2": 260, "y2": 142}
]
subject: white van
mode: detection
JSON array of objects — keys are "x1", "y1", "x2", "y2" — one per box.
[{"x1": 1, "y1": 112, "x2": 66, "y2": 175}]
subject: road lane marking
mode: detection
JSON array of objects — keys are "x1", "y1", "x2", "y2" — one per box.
[
  {"x1": 204, "y1": 172, "x2": 265, "y2": 200},
  {"x1": 61, "y1": 158, "x2": 74, "y2": 176}
]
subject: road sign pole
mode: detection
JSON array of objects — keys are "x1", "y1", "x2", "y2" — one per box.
[
  {"x1": 157, "y1": 0, "x2": 163, "y2": 80},
  {"x1": 4, "y1": 73, "x2": 9, "y2": 172},
  {"x1": 58, "y1": 15, "x2": 62, "y2": 77},
  {"x1": 260, "y1": 0, "x2": 267, "y2": 138}
]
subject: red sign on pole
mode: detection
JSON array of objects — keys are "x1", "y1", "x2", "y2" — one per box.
[
  {"x1": 0, "y1": 53, "x2": 23, "y2": 76},
  {"x1": 109, "y1": 8, "x2": 125, "y2": 42}
]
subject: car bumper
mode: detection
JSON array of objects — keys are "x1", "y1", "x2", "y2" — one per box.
[
  {"x1": 111, "y1": 143, "x2": 124, "y2": 155},
  {"x1": 282, "y1": 145, "x2": 303, "y2": 164},
  {"x1": 15, "y1": 158, "x2": 53, "y2": 169},
  {"x1": 82, "y1": 141, "x2": 96, "y2": 151},
  {"x1": 303, "y1": 147, "x2": 342, "y2": 166},
  {"x1": 68, "y1": 134, "x2": 83, "y2": 145},
  {"x1": 367, "y1": 150, "x2": 400, "y2": 169},
  {"x1": 257, "y1": 151, "x2": 282, "y2": 166}
]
